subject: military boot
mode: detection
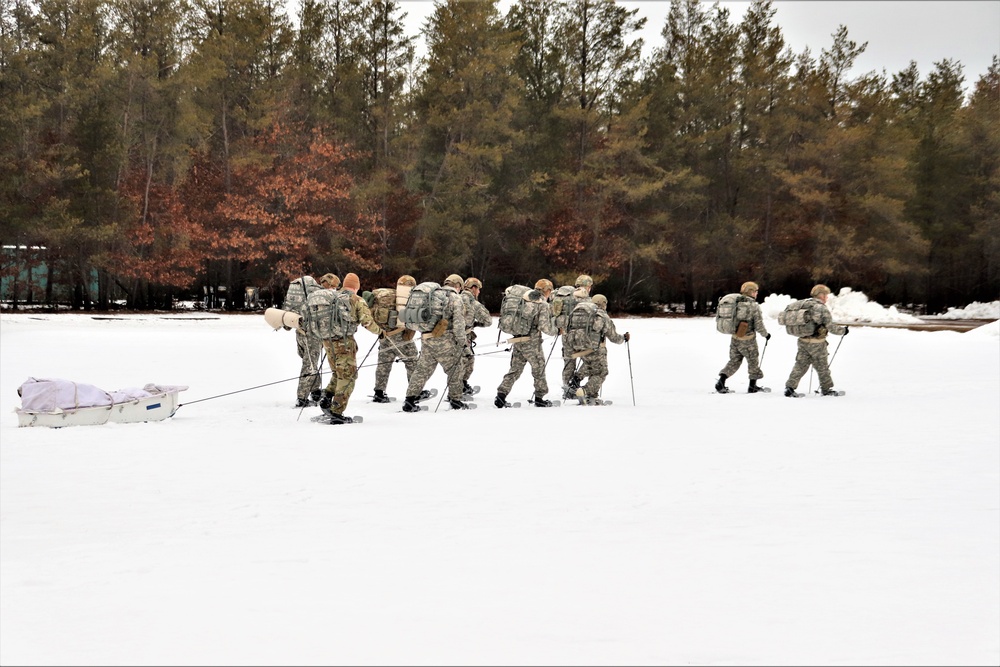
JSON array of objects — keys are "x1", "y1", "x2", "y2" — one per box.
[
  {"x1": 372, "y1": 389, "x2": 391, "y2": 404},
  {"x1": 402, "y1": 396, "x2": 420, "y2": 412},
  {"x1": 495, "y1": 392, "x2": 511, "y2": 409},
  {"x1": 715, "y1": 373, "x2": 728, "y2": 393}
]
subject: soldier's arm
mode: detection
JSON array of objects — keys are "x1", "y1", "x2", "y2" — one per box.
[
  {"x1": 353, "y1": 297, "x2": 383, "y2": 336},
  {"x1": 603, "y1": 314, "x2": 625, "y2": 344}
]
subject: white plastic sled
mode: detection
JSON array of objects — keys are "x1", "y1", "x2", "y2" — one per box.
[{"x1": 15, "y1": 378, "x2": 188, "y2": 428}]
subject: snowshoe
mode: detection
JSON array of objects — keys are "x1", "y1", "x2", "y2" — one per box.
[
  {"x1": 784, "y1": 387, "x2": 803, "y2": 398},
  {"x1": 820, "y1": 388, "x2": 846, "y2": 397},
  {"x1": 371, "y1": 390, "x2": 392, "y2": 404}
]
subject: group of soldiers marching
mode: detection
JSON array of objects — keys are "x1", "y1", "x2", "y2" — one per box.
[
  {"x1": 276, "y1": 270, "x2": 848, "y2": 425},
  {"x1": 276, "y1": 272, "x2": 630, "y2": 424}
]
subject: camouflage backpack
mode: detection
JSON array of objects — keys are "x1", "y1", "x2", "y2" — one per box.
[
  {"x1": 282, "y1": 276, "x2": 321, "y2": 315},
  {"x1": 305, "y1": 289, "x2": 357, "y2": 340},
  {"x1": 551, "y1": 285, "x2": 581, "y2": 332},
  {"x1": 778, "y1": 299, "x2": 822, "y2": 337},
  {"x1": 565, "y1": 300, "x2": 605, "y2": 351},
  {"x1": 716, "y1": 293, "x2": 756, "y2": 335},
  {"x1": 400, "y1": 282, "x2": 452, "y2": 333},
  {"x1": 368, "y1": 287, "x2": 398, "y2": 328},
  {"x1": 498, "y1": 285, "x2": 542, "y2": 336}
]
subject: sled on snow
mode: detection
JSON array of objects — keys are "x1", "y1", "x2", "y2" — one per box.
[{"x1": 15, "y1": 378, "x2": 188, "y2": 428}]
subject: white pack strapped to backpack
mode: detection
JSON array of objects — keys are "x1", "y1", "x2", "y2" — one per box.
[
  {"x1": 551, "y1": 285, "x2": 581, "y2": 332},
  {"x1": 778, "y1": 299, "x2": 821, "y2": 337},
  {"x1": 305, "y1": 289, "x2": 357, "y2": 340},
  {"x1": 282, "y1": 276, "x2": 321, "y2": 315},
  {"x1": 715, "y1": 293, "x2": 756, "y2": 335},
  {"x1": 498, "y1": 285, "x2": 543, "y2": 336},
  {"x1": 400, "y1": 282, "x2": 452, "y2": 333}
]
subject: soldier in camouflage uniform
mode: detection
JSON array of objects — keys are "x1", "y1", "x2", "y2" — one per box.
[
  {"x1": 459, "y1": 277, "x2": 493, "y2": 396},
  {"x1": 372, "y1": 275, "x2": 420, "y2": 403},
  {"x1": 318, "y1": 273, "x2": 383, "y2": 423},
  {"x1": 495, "y1": 279, "x2": 558, "y2": 408},
  {"x1": 784, "y1": 284, "x2": 849, "y2": 397},
  {"x1": 560, "y1": 275, "x2": 594, "y2": 399},
  {"x1": 402, "y1": 274, "x2": 470, "y2": 412},
  {"x1": 571, "y1": 294, "x2": 629, "y2": 405},
  {"x1": 716, "y1": 281, "x2": 772, "y2": 394},
  {"x1": 284, "y1": 274, "x2": 337, "y2": 408}
]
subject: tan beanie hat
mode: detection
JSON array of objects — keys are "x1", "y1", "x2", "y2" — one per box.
[
  {"x1": 343, "y1": 273, "x2": 361, "y2": 292},
  {"x1": 740, "y1": 281, "x2": 759, "y2": 296}
]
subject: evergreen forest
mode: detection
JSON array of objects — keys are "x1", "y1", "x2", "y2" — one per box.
[{"x1": 2, "y1": 0, "x2": 998, "y2": 314}]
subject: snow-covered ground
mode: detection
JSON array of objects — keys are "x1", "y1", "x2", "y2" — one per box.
[{"x1": 1, "y1": 291, "x2": 998, "y2": 666}]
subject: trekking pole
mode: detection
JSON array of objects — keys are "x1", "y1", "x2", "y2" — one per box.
[
  {"x1": 543, "y1": 333, "x2": 560, "y2": 370},
  {"x1": 758, "y1": 336, "x2": 769, "y2": 368},
  {"x1": 626, "y1": 338, "x2": 635, "y2": 406},
  {"x1": 828, "y1": 333, "x2": 846, "y2": 368},
  {"x1": 358, "y1": 336, "x2": 379, "y2": 368}
]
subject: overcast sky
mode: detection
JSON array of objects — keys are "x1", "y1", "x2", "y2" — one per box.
[{"x1": 395, "y1": 0, "x2": 999, "y2": 88}]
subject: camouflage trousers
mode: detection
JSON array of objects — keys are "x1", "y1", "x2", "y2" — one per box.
[
  {"x1": 296, "y1": 331, "x2": 323, "y2": 400},
  {"x1": 786, "y1": 338, "x2": 834, "y2": 392},
  {"x1": 322, "y1": 337, "x2": 359, "y2": 415},
  {"x1": 405, "y1": 335, "x2": 465, "y2": 401},
  {"x1": 561, "y1": 348, "x2": 578, "y2": 389},
  {"x1": 498, "y1": 335, "x2": 548, "y2": 399},
  {"x1": 462, "y1": 331, "x2": 477, "y2": 383},
  {"x1": 374, "y1": 332, "x2": 418, "y2": 392},
  {"x1": 720, "y1": 336, "x2": 763, "y2": 380},
  {"x1": 577, "y1": 348, "x2": 610, "y2": 399}
]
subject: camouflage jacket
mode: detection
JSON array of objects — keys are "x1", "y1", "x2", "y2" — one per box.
[
  {"x1": 803, "y1": 299, "x2": 847, "y2": 340},
  {"x1": 734, "y1": 300, "x2": 769, "y2": 340},
  {"x1": 460, "y1": 290, "x2": 492, "y2": 333}
]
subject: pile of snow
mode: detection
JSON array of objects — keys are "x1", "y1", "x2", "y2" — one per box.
[
  {"x1": 761, "y1": 288, "x2": 1000, "y2": 324},
  {"x1": 925, "y1": 300, "x2": 1000, "y2": 320}
]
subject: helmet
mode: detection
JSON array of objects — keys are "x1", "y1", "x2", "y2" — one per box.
[
  {"x1": 397, "y1": 275, "x2": 416, "y2": 287},
  {"x1": 464, "y1": 277, "x2": 482, "y2": 290},
  {"x1": 575, "y1": 274, "x2": 593, "y2": 288},
  {"x1": 443, "y1": 274, "x2": 464, "y2": 288},
  {"x1": 810, "y1": 284, "x2": 831, "y2": 298},
  {"x1": 592, "y1": 294, "x2": 608, "y2": 310},
  {"x1": 534, "y1": 279, "x2": 554, "y2": 292},
  {"x1": 740, "y1": 281, "x2": 759, "y2": 296}
]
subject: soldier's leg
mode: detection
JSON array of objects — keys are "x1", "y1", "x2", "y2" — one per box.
[
  {"x1": 399, "y1": 339, "x2": 419, "y2": 381},
  {"x1": 498, "y1": 344, "x2": 528, "y2": 396},
  {"x1": 562, "y1": 352, "x2": 577, "y2": 388},
  {"x1": 405, "y1": 345, "x2": 437, "y2": 397},
  {"x1": 527, "y1": 342, "x2": 549, "y2": 398},
  {"x1": 720, "y1": 338, "x2": 744, "y2": 378},
  {"x1": 812, "y1": 341, "x2": 834, "y2": 391},
  {"x1": 441, "y1": 343, "x2": 466, "y2": 401},
  {"x1": 584, "y1": 352, "x2": 609, "y2": 398},
  {"x1": 297, "y1": 332, "x2": 321, "y2": 400},
  {"x1": 322, "y1": 340, "x2": 338, "y2": 395},
  {"x1": 373, "y1": 339, "x2": 395, "y2": 392},
  {"x1": 744, "y1": 339, "x2": 763, "y2": 380},
  {"x1": 331, "y1": 339, "x2": 358, "y2": 414},
  {"x1": 786, "y1": 340, "x2": 812, "y2": 389}
]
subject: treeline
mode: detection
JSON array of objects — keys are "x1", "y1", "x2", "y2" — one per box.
[{"x1": 1, "y1": 0, "x2": 997, "y2": 314}]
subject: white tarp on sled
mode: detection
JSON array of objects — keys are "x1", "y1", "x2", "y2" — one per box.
[{"x1": 15, "y1": 378, "x2": 188, "y2": 428}]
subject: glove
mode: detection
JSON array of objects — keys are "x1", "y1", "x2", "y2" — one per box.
[
  {"x1": 843, "y1": 326, "x2": 849, "y2": 336},
  {"x1": 624, "y1": 332, "x2": 630, "y2": 342},
  {"x1": 282, "y1": 325, "x2": 291, "y2": 331},
  {"x1": 765, "y1": 333, "x2": 771, "y2": 340},
  {"x1": 378, "y1": 330, "x2": 386, "y2": 339}
]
